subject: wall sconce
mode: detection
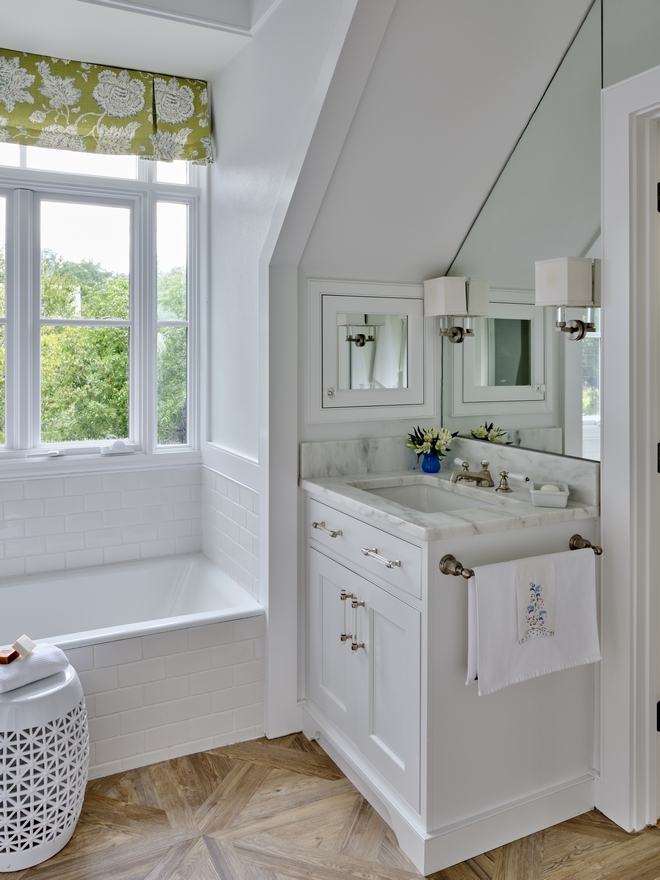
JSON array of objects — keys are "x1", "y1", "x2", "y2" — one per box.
[
  {"x1": 423, "y1": 276, "x2": 489, "y2": 344},
  {"x1": 534, "y1": 257, "x2": 601, "y2": 341},
  {"x1": 337, "y1": 314, "x2": 381, "y2": 347}
]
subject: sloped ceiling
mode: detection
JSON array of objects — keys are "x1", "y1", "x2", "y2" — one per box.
[
  {"x1": 300, "y1": 0, "x2": 595, "y2": 283},
  {"x1": 0, "y1": 0, "x2": 248, "y2": 78},
  {"x1": 451, "y1": 1, "x2": 600, "y2": 289}
]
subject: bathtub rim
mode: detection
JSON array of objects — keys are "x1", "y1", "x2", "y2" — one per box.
[{"x1": 0, "y1": 552, "x2": 264, "y2": 651}]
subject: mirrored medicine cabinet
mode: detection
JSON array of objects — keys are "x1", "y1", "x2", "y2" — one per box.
[{"x1": 307, "y1": 280, "x2": 436, "y2": 424}]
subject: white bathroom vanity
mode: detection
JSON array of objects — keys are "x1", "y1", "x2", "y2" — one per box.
[{"x1": 300, "y1": 438, "x2": 600, "y2": 875}]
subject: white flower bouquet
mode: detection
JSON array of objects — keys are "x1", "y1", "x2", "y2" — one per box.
[
  {"x1": 406, "y1": 426, "x2": 456, "y2": 458},
  {"x1": 470, "y1": 421, "x2": 510, "y2": 444}
]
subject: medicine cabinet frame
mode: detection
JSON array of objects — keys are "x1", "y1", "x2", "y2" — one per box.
[
  {"x1": 308, "y1": 279, "x2": 436, "y2": 424},
  {"x1": 446, "y1": 289, "x2": 555, "y2": 418}
]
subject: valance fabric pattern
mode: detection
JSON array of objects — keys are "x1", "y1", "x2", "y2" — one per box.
[{"x1": 0, "y1": 49, "x2": 212, "y2": 164}]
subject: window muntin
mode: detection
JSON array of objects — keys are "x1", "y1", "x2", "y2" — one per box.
[{"x1": 0, "y1": 161, "x2": 199, "y2": 461}]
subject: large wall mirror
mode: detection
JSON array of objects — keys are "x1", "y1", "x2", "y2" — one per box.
[{"x1": 442, "y1": 0, "x2": 660, "y2": 461}]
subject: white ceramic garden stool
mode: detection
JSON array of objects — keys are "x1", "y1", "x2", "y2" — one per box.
[{"x1": 0, "y1": 665, "x2": 89, "y2": 872}]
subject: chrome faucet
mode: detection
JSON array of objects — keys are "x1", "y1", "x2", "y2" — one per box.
[{"x1": 449, "y1": 460, "x2": 495, "y2": 488}]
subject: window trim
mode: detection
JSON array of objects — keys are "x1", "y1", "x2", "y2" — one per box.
[{"x1": 0, "y1": 161, "x2": 202, "y2": 475}]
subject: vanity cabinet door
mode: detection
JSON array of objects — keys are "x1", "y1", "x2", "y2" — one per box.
[
  {"x1": 308, "y1": 549, "x2": 360, "y2": 741},
  {"x1": 309, "y1": 548, "x2": 422, "y2": 812},
  {"x1": 350, "y1": 577, "x2": 421, "y2": 812}
]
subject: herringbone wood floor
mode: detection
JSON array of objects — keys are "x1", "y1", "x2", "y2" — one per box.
[{"x1": 5, "y1": 733, "x2": 660, "y2": 879}]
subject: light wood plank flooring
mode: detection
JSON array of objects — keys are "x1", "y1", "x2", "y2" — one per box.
[{"x1": 5, "y1": 734, "x2": 660, "y2": 879}]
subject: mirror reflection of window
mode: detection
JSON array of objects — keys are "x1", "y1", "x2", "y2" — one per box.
[
  {"x1": 337, "y1": 314, "x2": 408, "y2": 391},
  {"x1": 582, "y1": 308, "x2": 600, "y2": 460},
  {"x1": 473, "y1": 318, "x2": 532, "y2": 387}
]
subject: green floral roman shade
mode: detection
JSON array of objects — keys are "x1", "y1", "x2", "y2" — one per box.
[{"x1": 0, "y1": 49, "x2": 212, "y2": 163}]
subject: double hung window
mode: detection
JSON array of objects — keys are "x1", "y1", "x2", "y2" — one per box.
[{"x1": 0, "y1": 147, "x2": 199, "y2": 461}]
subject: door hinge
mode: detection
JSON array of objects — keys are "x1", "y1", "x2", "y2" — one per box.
[
  {"x1": 657, "y1": 443, "x2": 660, "y2": 473},
  {"x1": 657, "y1": 701, "x2": 660, "y2": 732},
  {"x1": 657, "y1": 182, "x2": 660, "y2": 211}
]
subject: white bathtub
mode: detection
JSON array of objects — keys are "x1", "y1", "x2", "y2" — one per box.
[
  {"x1": 0, "y1": 554, "x2": 266, "y2": 776},
  {"x1": 0, "y1": 552, "x2": 262, "y2": 649}
]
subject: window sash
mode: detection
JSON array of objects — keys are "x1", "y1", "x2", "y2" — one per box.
[{"x1": 0, "y1": 174, "x2": 198, "y2": 458}]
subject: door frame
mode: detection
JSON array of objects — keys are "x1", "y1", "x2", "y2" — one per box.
[{"x1": 600, "y1": 64, "x2": 660, "y2": 829}]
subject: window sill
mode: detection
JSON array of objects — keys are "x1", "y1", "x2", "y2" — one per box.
[{"x1": 0, "y1": 448, "x2": 202, "y2": 482}]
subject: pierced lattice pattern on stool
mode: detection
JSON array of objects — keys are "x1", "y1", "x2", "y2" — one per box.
[{"x1": 0, "y1": 699, "x2": 89, "y2": 854}]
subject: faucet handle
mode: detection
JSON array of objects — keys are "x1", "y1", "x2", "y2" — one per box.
[
  {"x1": 454, "y1": 458, "x2": 470, "y2": 471},
  {"x1": 496, "y1": 471, "x2": 512, "y2": 493}
]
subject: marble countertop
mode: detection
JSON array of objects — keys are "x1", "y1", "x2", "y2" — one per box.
[{"x1": 300, "y1": 470, "x2": 599, "y2": 542}]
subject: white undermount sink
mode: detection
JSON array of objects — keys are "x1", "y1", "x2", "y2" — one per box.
[{"x1": 349, "y1": 478, "x2": 494, "y2": 514}]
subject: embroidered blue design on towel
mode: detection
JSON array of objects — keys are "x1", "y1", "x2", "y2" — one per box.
[{"x1": 520, "y1": 582, "x2": 555, "y2": 644}]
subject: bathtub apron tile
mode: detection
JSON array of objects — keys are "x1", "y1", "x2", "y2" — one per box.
[
  {"x1": 95, "y1": 685, "x2": 144, "y2": 717},
  {"x1": 120, "y1": 704, "x2": 167, "y2": 735},
  {"x1": 118, "y1": 656, "x2": 166, "y2": 687},
  {"x1": 188, "y1": 621, "x2": 233, "y2": 651},
  {"x1": 143, "y1": 629, "x2": 188, "y2": 658},
  {"x1": 95, "y1": 638, "x2": 143, "y2": 668}
]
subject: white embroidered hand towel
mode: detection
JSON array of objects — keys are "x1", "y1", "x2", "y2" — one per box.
[
  {"x1": 0, "y1": 643, "x2": 69, "y2": 693},
  {"x1": 467, "y1": 548, "x2": 600, "y2": 695}
]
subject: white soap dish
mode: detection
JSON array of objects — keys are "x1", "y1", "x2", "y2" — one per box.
[{"x1": 529, "y1": 482, "x2": 569, "y2": 508}]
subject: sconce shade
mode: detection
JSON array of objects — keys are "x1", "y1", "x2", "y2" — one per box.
[
  {"x1": 534, "y1": 257, "x2": 601, "y2": 308},
  {"x1": 423, "y1": 277, "x2": 489, "y2": 317}
]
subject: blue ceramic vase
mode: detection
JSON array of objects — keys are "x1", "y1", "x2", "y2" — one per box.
[{"x1": 421, "y1": 452, "x2": 441, "y2": 473}]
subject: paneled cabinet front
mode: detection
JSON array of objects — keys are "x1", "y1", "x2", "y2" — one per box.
[{"x1": 308, "y1": 549, "x2": 421, "y2": 811}]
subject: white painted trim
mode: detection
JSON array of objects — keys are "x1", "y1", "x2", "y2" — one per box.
[
  {"x1": 203, "y1": 442, "x2": 259, "y2": 491},
  {"x1": 76, "y1": 0, "x2": 253, "y2": 35},
  {"x1": 257, "y1": 0, "x2": 363, "y2": 740},
  {"x1": 0, "y1": 168, "x2": 201, "y2": 471},
  {"x1": 307, "y1": 278, "x2": 436, "y2": 423},
  {"x1": 600, "y1": 63, "x2": 660, "y2": 830}
]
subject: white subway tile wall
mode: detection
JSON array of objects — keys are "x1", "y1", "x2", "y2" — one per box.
[
  {"x1": 64, "y1": 616, "x2": 265, "y2": 778},
  {"x1": 202, "y1": 467, "x2": 259, "y2": 598},
  {"x1": 0, "y1": 467, "x2": 202, "y2": 578}
]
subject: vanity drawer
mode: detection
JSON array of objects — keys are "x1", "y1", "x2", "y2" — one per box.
[{"x1": 309, "y1": 499, "x2": 422, "y2": 599}]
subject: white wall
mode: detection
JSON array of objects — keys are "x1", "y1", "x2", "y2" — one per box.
[
  {"x1": 206, "y1": 0, "x2": 363, "y2": 736},
  {"x1": 207, "y1": 0, "x2": 349, "y2": 465}
]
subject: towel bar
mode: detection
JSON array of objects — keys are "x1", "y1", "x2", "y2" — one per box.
[{"x1": 439, "y1": 533, "x2": 602, "y2": 579}]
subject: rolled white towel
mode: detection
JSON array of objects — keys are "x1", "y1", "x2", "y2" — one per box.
[{"x1": 0, "y1": 644, "x2": 69, "y2": 694}]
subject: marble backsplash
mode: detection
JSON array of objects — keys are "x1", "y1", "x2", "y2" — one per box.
[{"x1": 299, "y1": 436, "x2": 599, "y2": 507}]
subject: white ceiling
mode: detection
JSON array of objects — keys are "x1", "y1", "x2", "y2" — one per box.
[{"x1": 0, "y1": 0, "x2": 249, "y2": 79}]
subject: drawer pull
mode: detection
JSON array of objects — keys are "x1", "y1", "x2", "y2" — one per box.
[
  {"x1": 312, "y1": 521, "x2": 343, "y2": 538},
  {"x1": 340, "y1": 590, "x2": 354, "y2": 643},
  {"x1": 352, "y1": 595, "x2": 365, "y2": 651},
  {"x1": 361, "y1": 547, "x2": 401, "y2": 569}
]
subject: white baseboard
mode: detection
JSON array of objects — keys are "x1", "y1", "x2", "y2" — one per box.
[{"x1": 302, "y1": 703, "x2": 595, "y2": 875}]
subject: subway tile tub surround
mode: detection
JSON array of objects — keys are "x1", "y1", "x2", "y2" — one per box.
[
  {"x1": 202, "y1": 467, "x2": 259, "y2": 599},
  {"x1": 64, "y1": 617, "x2": 265, "y2": 777},
  {"x1": 0, "y1": 466, "x2": 202, "y2": 578}
]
